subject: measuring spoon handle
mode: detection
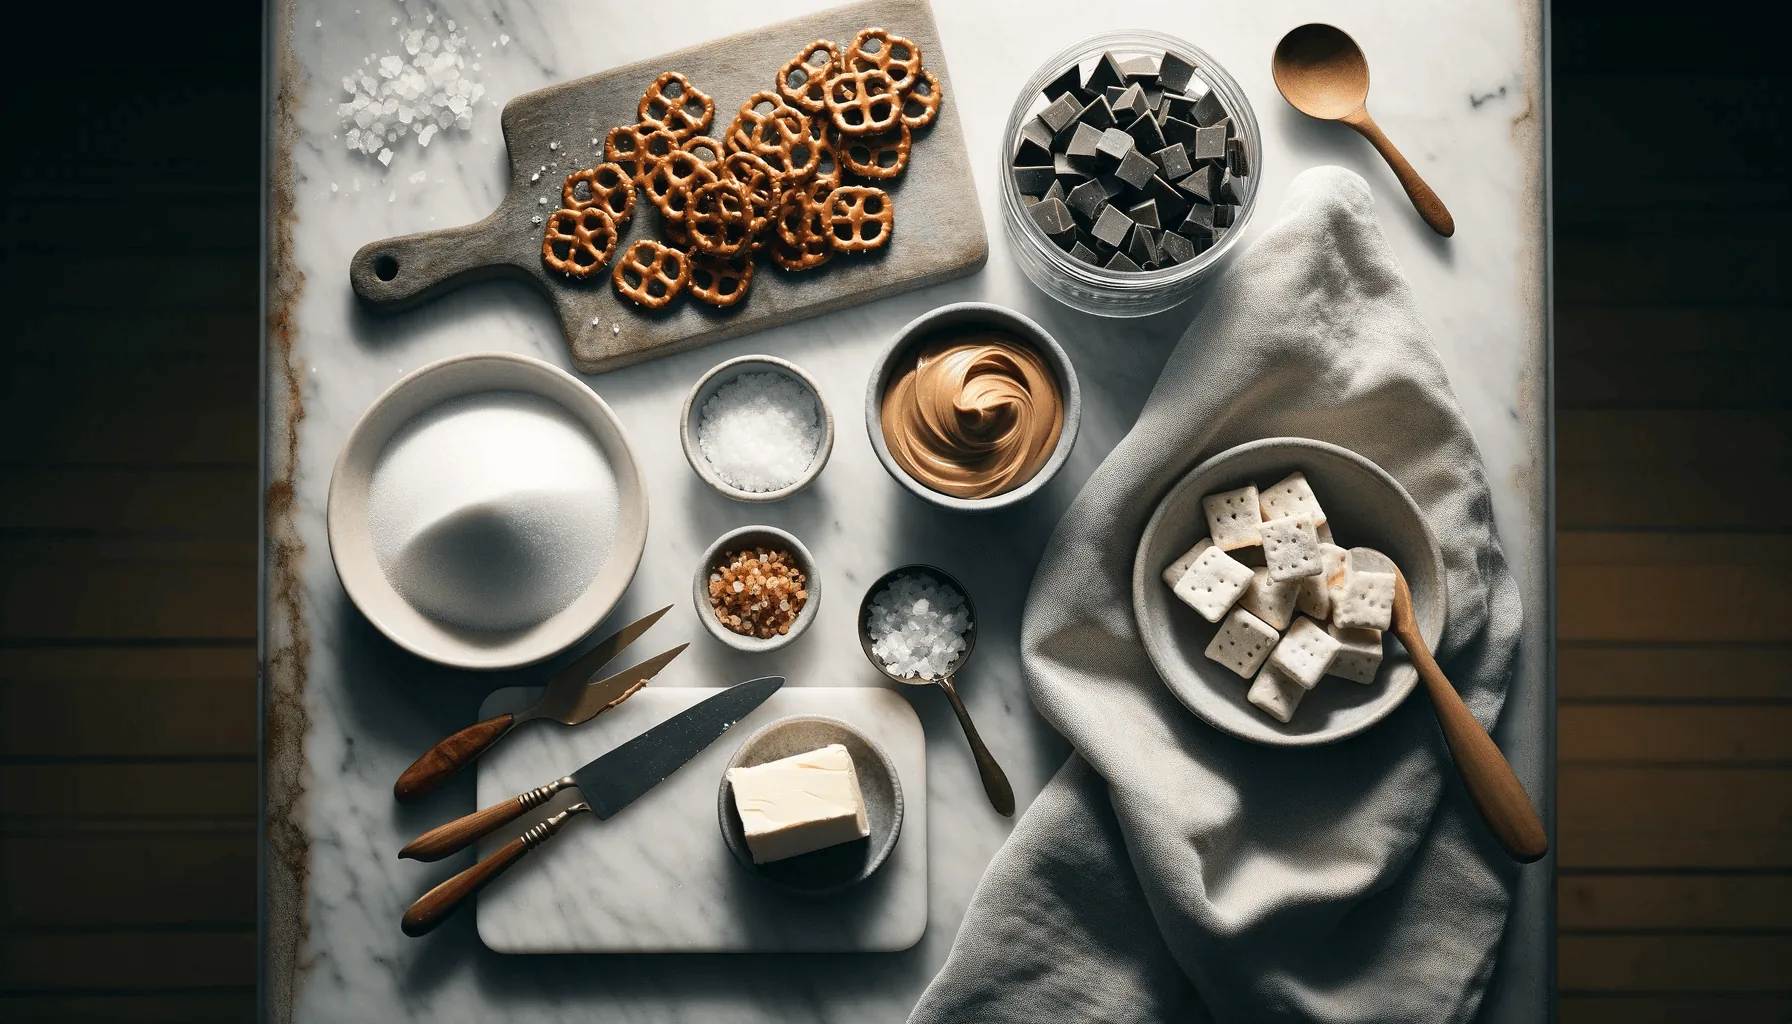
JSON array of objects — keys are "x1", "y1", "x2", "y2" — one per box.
[{"x1": 937, "y1": 675, "x2": 1015, "y2": 817}]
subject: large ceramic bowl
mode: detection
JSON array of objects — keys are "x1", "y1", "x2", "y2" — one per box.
[
  {"x1": 327, "y1": 352, "x2": 648, "y2": 670},
  {"x1": 1132, "y1": 437, "x2": 1446, "y2": 745}
]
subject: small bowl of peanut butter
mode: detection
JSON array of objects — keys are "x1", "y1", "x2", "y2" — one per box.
[{"x1": 865, "y1": 302, "x2": 1081, "y2": 513}]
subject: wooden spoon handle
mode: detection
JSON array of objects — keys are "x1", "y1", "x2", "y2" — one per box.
[
  {"x1": 394, "y1": 713, "x2": 517, "y2": 803},
  {"x1": 1343, "y1": 109, "x2": 1455, "y2": 237},
  {"x1": 938, "y1": 676, "x2": 1016, "y2": 817},
  {"x1": 398, "y1": 776, "x2": 571, "y2": 862}
]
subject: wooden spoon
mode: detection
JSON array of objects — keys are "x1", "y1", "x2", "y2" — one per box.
[
  {"x1": 1272, "y1": 24, "x2": 1456, "y2": 237},
  {"x1": 1391, "y1": 566, "x2": 1547, "y2": 862}
]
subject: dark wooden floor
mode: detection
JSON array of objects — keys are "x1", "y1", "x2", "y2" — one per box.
[{"x1": 0, "y1": 2, "x2": 1786, "y2": 1021}]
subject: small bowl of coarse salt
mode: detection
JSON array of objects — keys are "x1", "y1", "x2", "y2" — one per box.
[
  {"x1": 681, "y1": 355, "x2": 834, "y2": 503},
  {"x1": 694, "y1": 525, "x2": 822, "y2": 654}
]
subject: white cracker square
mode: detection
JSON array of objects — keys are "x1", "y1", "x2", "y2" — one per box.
[
  {"x1": 1204, "y1": 608, "x2": 1279, "y2": 678},
  {"x1": 1348, "y1": 546, "x2": 1395, "y2": 574},
  {"x1": 1260, "y1": 514, "x2": 1322, "y2": 581},
  {"x1": 1327, "y1": 623, "x2": 1384, "y2": 684},
  {"x1": 1248, "y1": 663, "x2": 1306, "y2": 723},
  {"x1": 1237, "y1": 567, "x2": 1300, "y2": 630},
  {"x1": 1259, "y1": 471, "x2": 1327, "y2": 525},
  {"x1": 1202, "y1": 485, "x2": 1263, "y2": 551},
  {"x1": 1172, "y1": 545, "x2": 1254, "y2": 623},
  {"x1": 1268, "y1": 616, "x2": 1341, "y2": 688},
  {"x1": 1315, "y1": 520, "x2": 1334, "y2": 544},
  {"x1": 1160, "y1": 537, "x2": 1213, "y2": 588},
  {"x1": 1333, "y1": 569, "x2": 1395, "y2": 631},
  {"x1": 1320, "y1": 544, "x2": 1350, "y2": 602},
  {"x1": 1296, "y1": 573, "x2": 1331, "y2": 620}
]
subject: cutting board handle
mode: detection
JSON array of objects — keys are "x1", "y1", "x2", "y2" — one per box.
[{"x1": 350, "y1": 213, "x2": 518, "y2": 310}]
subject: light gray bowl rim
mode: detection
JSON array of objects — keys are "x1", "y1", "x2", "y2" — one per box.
[
  {"x1": 680, "y1": 354, "x2": 834, "y2": 503},
  {"x1": 716, "y1": 713, "x2": 904, "y2": 896},
  {"x1": 325, "y1": 351, "x2": 649, "y2": 670},
  {"x1": 693, "y1": 524, "x2": 820, "y2": 653},
  {"x1": 864, "y1": 301, "x2": 1082, "y2": 514},
  {"x1": 1131, "y1": 437, "x2": 1448, "y2": 746}
]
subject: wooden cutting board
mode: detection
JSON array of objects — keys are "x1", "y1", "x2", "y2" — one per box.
[
  {"x1": 471, "y1": 685, "x2": 927, "y2": 953},
  {"x1": 349, "y1": 0, "x2": 986, "y2": 375}
]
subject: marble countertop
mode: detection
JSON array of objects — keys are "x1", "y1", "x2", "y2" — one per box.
[{"x1": 261, "y1": 2, "x2": 1550, "y2": 1022}]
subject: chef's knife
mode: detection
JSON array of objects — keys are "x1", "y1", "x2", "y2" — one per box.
[
  {"x1": 393, "y1": 605, "x2": 679, "y2": 802},
  {"x1": 399, "y1": 675, "x2": 784, "y2": 937}
]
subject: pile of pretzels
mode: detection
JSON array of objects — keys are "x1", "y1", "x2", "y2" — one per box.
[{"x1": 540, "y1": 28, "x2": 941, "y2": 311}]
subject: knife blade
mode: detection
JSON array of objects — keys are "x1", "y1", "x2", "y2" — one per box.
[{"x1": 400, "y1": 676, "x2": 785, "y2": 936}]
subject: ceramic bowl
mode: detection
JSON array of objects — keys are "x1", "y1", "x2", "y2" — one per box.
[
  {"x1": 865, "y1": 302, "x2": 1082, "y2": 513},
  {"x1": 717, "y1": 714, "x2": 903, "y2": 896},
  {"x1": 1132, "y1": 437, "x2": 1447, "y2": 746},
  {"x1": 693, "y1": 525, "x2": 820, "y2": 654},
  {"x1": 680, "y1": 354, "x2": 834, "y2": 503},
  {"x1": 326, "y1": 352, "x2": 649, "y2": 671}
]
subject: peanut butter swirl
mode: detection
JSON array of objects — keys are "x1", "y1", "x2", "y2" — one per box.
[{"x1": 880, "y1": 332, "x2": 1064, "y2": 499}]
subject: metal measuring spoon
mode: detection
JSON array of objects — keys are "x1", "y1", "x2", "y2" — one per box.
[
  {"x1": 858, "y1": 565, "x2": 1015, "y2": 816},
  {"x1": 1272, "y1": 23, "x2": 1455, "y2": 237}
]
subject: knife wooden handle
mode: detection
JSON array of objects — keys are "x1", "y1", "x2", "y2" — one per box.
[
  {"x1": 400, "y1": 804, "x2": 586, "y2": 937},
  {"x1": 398, "y1": 776, "x2": 572, "y2": 862},
  {"x1": 394, "y1": 713, "x2": 515, "y2": 803}
]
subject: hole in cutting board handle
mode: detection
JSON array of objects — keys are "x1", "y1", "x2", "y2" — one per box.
[{"x1": 374, "y1": 253, "x2": 399, "y2": 281}]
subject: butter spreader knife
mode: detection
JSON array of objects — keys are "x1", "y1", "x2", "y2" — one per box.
[
  {"x1": 399, "y1": 674, "x2": 784, "y2": 936},
  {"x1": 394, "y1": 605, "x2": 683, "y2": 802}
]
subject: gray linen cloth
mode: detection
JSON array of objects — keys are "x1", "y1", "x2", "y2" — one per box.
[{"x1": 910, "y1": 167, "x2": 1524, "y2": 1024}]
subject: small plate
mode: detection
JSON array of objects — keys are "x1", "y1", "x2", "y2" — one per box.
[
  {"x1": 693, "y1": 525, "x2": 820, "y2": 654},
  {"x1": 718, "y1": 715, "x2": 903, "y2": 897},
  {"x1": 1132, "y1": 437, "x2": 1447, "y2": 746}
]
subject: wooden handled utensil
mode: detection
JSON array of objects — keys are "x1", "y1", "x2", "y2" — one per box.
[
  {"x1": 393, "y1": 606, "x2": 682, "y2": 802},
  {"x1": 1272, "y1": 23, "x2": 1456, "y2": 237},
  {"x1": 1390, "y1": 566, "x2": 1547, "y2": 862}
]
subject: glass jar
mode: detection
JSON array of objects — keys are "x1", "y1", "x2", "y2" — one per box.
[{"x1": 1000, "y1": 30, "x2": 1262, "y2": 318}]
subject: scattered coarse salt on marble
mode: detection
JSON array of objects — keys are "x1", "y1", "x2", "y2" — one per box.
[
  {"x1": 866, "y1": 575, "x2": 972, "y2": 680},
  {"x1": 697, "y1": 372, "x2": 823, "y2": 493}
]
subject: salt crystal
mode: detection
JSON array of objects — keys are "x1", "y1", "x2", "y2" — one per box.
[
  {"x1": 417, "y1": 123, "x2": 437, "y2": 146},
  {"x1": 499, "y1": 33, "x2": 510, "y2": 45},
  {"x1": 612, "y1": 324, "x2": 620, "y2": 336},
  {"x1": 408, "y1": 170, "x2": 427, "y2": 184},
  {"x1": 331, "y1": 182, "x2": 339, "y2": 192},
  {"x1": 531, "y1": 215, "x2": 542, "y2": 224},
  {"x1": 529, "y1": 171, "x2": 540, "y2": 182},
  {"x1": 548, "y1": 141, "x2": 559, "y2": 151},
  {"x1": 378, "y1": 148, "x2": 393, "y2": 166},
  {"x1": 696, "y1": 372, "x2": 824, "y2": 493},
  {"x1": 537, "y1": 197, "x2": 547, "y2": 206}
]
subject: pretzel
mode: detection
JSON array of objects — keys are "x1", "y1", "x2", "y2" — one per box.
[
  {"x1": 837, "y1": 121, "x2": 911, "y2": 180},
  {"x1": 768, "y1": 183, "x2": 834, "y2": 271},
  {"x1": 612, "y1": 240, "x2": 689, "y2": 309},
  {"x1": 540, "y1": 206, "x2": 618, "y2": 278},
  {"x1": 844, "y1": 28, "x2": 922, "y2": 92},
  {"x1": 637, "y1": 71, "x2": 715, "y2": 139},
  {"x1": 725, "y1": 91, "x2": 809, "y2": 169},
  {"x1": 604, "y1": 123, "x2": 678, "y2": 184},
  {"x1": 688, "y1": 251, "x2": 755, "y2": 307},
  {"x1": 643, "y1": 149, "x2": 719, "y2": 214},
  {"x1": 679, "y1": 135, "x2": 725, "y2": 169},
  {"x1": 776, "y1": 39, "x2": 841, "y2": 115},
  {"x1": 683, "y1": 179, "x2": 755, "y2": 257},
  {"x1": 721, "y1": 151, "x2": 782, "y2": 239},
  {"x1": 825, "y1": 68, "x2": 901, "y2": 136},
  {"x1": 801, "y1": 117, "x2": 842, "y2": 187},
  {"x1": 900, "y1": 68, "x2": 941, "y2": 129},
  {"x1": 825, "y1": 185, "x2": 893, "y2": 253},
  {"x1": 561, "y1": 163, "x2": 635, "y2": 225}
]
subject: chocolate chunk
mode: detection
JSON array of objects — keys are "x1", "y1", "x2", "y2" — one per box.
[
  {"x1": 1125, "y1": 111, "x2": 1166, "y2": 154},
  {"x1": 1112, "y1": 83, "x2": 1150, "y2": 122},
  {"x1": 1193, "y1": 124, "x2": 1228, "y2": 162},
  {"x1": 1142, "y1": 174, "x2": 1190, "y2": 226},
  {"x1": 1127, "y1": 198, "x2": 1160, "y2": 230},
  {"x1": 1084, "y1": 52, "x2": 1128, "y2": 96},
  {"x1": 1043, "y1": 64, "x2": 1085, "y2": 101},
  {"x1": 1066, "y1": 123, "x2": 1105, "y2": 165},
  {"x1": 1013, "y1": 164, "x2": 1056, "y2": 196},
  {"x1": 1020, "y1": 117, "x2": 1056, "y2": 157},
  {"x1": 1191, "y1": 88, "x2": 1228, "y2": 128},
  {"x1": 1219, "y1": 169, "x2": 1246, "y2": 204},
  {"x1": 1096, "y1": 174, "x2": 1129, "y2": 199},
  {"x1": 1141, "y1": 85, "x2": 1165, "y2": 114},
  {"x1": 1052, "y1": 153, "x2": 1088, "y2": 183},
  {"x1": 1069, "y1": 240, "x2": 1100, "y2": 265},
  {"x1": 1158, "y1": 228, "x2": 1196, "y2": 265},
  {"x1": 1158, "y1": 50, "x2": 1198, "y2": 93},
  {"x1": 1213, "y1": 203, "x2": 1236, "y2": 228},
  {"x1": 1129, "y1": 226, "x2": 1160, "y2": 268},
  {"x1": 1044, "y1": 177, "x2": 1067, "y2": 205},
  {"x1": 1039, "y1": 91, "x2": 1085, "y2": 134},
  {"x1": 1177, "y1": 164, "x2": 1220, "y2": 203},
  {"x1": 1179, "y1": 203, "x2": 1215, "y2": 237},
  {"x1": 1114, "y1": 148, "x2": 1157, "y2": 189},
  {"x1": 1104, "y1": 250, "x2": 1141, "y2": 272},
  {"x1": 1159, "y1": 92, "x2": 1197, "y2": 124},
  {"x1": 1161, "y1": 117, "x2": 1199, "y2": 149},
  {"x1": 1066, "y1": 178, "x2": 1109, "y2": 222},
  {"x1": 1091, "y1": 203, "x2": 1133, "y2": 248},
  {"x1": 1073, "y1": 96, "x2": 1116, "y2": 133},
  {"x1": 1094, "y1": 126, "x2": 1135, "y2": 169},
  {"x1": 1104, "y1": 85, "x2": 1129, "y2": 108},
  {"x1": 1077, "y1": 227, "x2": 1109, "y2": 255},
  {"x1": 1227, "y1": 136, "x2": 1251, "y2": 176},
  {"x1": 1029, "y1": 196, "x2": 1077, "y2": 244},
  {"x1": 1152, "y1": 142, "x2": 1192, "y2": 181},
  {"x1": 1021, "y1": 193, "x2": 1040, "y2": 207},
  {"x1": 1118, "y1": 55, "x2": 1159, "y2": 81},
  {"x1": 1013, "y1": 135, "x2": 1053, "y2": 168}
]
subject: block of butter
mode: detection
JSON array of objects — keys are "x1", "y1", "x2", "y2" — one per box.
[{"x1": 727, "y1": 743, "x2": 870, "y2": 864}]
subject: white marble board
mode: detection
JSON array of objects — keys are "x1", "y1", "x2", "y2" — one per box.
[{"x1": 473, "y1": 685, "x2": 928, "y2": 953}]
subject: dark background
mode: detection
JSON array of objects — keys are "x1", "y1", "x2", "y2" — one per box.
[{"x1": 1, "y1": 1, "x2": 1786, "y2": 1020}]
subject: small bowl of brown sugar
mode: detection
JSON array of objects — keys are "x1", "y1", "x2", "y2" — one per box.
[{"x1": 693, "y1": 525, "x2": 820, "y2": 653}]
